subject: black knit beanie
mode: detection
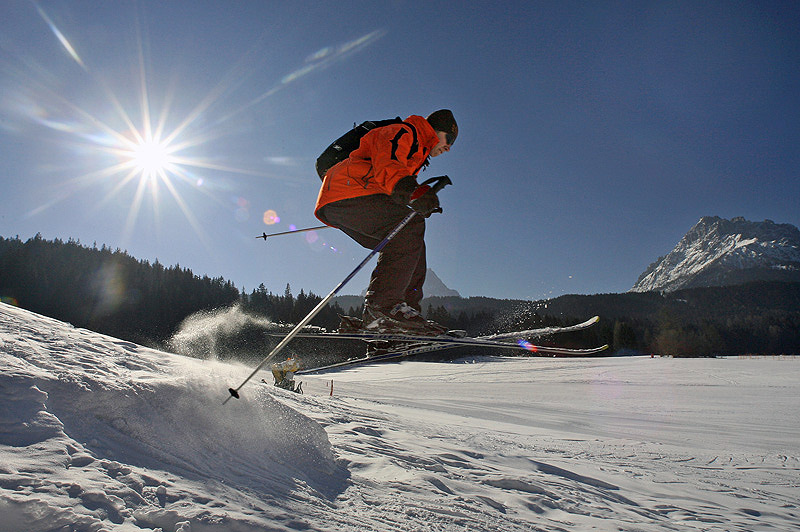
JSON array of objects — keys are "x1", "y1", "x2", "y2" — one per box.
[{"x1": 426, "y1": 109, "x2": 458, "y2": 144}]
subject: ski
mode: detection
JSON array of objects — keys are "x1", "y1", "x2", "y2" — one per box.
[
  {"x1": 480, "y1": 315, "x2": 600, "y2": 341},
  {"x1": 288, "y1": 331, "x2": 528, "y2": 350},
  {"x1": 274, "y1": 315, "x2": 606, "y2": 376},
  {"x1": 297, "y1": 342, "x2": 449, "y2": 374},
  {"x1": 286, "y1": 315, "x2": 600, "y2": 345},
  {"x1": 297, "y1": 342, "x2": 610, "y2": 375},
  {"x1": 286, "y1": 330, "x2": 600, "y2": 351}
]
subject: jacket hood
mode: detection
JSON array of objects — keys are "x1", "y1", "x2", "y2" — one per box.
[{"x1": 404, "y1": 115, "x2": 440, "y2": 151}]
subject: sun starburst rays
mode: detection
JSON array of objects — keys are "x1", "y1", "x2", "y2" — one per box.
[
  {"x1": 17, "y1": 53, "x2": 253, "y2": 248},
  {"x1": 15, "y1": 5, "x2": 388, "y2": 256},
  {"x1": 13, "y1": 3, "x2": 266, "y2": 249}
]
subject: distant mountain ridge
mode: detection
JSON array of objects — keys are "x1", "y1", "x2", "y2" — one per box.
[
  {"x1": 358, "y1": 269, "x2": 460, "y2": 299},
  {"x1": 631, "y1": 216, "x2": 800, "y2": 293},
  {"x1": 423, "y1": 269, "x2": 461, "y2": 298}
]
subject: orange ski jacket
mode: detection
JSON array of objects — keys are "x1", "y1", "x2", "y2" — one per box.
[{"x1": 315, "y1": 115, "x2": 439, "y2": 222}]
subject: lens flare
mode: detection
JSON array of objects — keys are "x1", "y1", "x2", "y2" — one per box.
[
  {"x1": 0, "y1": 296, "x2": 20, "y2": 306},
  {"x1": 263, "y1": 209, "x2": 280, "y2": 225},
  {"x1": 517, "y1": 339, "x2": 539, "y2": 353},
  {"x1": 90, "y1": 262, "x2": 128, "y2": 317},
  {"x1": 34, "y1": 2, "x2": 86, "y2": 71}
]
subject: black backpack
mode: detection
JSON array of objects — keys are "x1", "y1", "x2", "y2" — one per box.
[{"x1": 315, "y1": 117, "x2": 418, "y2": 180}]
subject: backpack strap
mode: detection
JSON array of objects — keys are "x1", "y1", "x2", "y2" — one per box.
[
  {"x1": 402, "y1": 121, "x2": 419, "y2": 159},
  {"x1": 389, "y1": 121, "x2": 419, "y2": 162}
]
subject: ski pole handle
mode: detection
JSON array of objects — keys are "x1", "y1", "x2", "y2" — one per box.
[
  {"x1": 414, "y1": 175, "x2": 452, "y2": 215},
  {"x1": 420, "y1": 175, "x2": 452, "y2": 194}
]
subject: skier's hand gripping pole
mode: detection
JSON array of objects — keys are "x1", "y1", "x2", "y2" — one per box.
[
  {"x1": 415, "y1": 175, "x2": 452, "y2": 197},
  {"x1": 224, "y1": 175, "x2": 452, "y2": 403},
  {"x1": 411, "y1": 175, "x2": 450, "y2": 217}
]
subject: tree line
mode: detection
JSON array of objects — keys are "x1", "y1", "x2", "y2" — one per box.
[
  {"x1": 419, "y1": 282, "x2": 800, "y2": 356},
  {"x1": 2, "y1": 234, "x2": 798, "y2": 356},
  {"x1": 1, "y1": 234, "x2": 241, "y2": 345}
]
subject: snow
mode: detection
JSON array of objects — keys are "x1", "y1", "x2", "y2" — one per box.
[{"x1": 2, "y1": 302, "x2": 800, "y2": 531}]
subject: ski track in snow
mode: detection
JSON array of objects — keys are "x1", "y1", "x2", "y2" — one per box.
[{"x1": 2, "y1": 302, "x2": 800, "y2": 531}]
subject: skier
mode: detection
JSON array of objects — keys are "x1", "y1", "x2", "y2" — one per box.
[{"x1": 314, "y1": 109, "x2": 458, "y2": 335}]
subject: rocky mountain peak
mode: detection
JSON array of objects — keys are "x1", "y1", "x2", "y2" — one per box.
[
  {"x1": 631, "y1": 216, "x2": 800, "y2": 293},
  {"x1": 423, "y1": 269, "x2": 461, "y2": 298}
]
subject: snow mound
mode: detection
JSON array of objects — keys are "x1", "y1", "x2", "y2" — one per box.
[{"x1": 0, "y1": 302, "x2": 347, "y2": 532}]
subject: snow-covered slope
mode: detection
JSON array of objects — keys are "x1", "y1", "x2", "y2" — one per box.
[
  {"x1": 2, "y1": 302, "x2": 800, "y2": 531},
  {"x1": 0, "y1": 303, "x2": 345, "y2": 531},
  {"x1": 632, "y1": 216, "x2": 800, "y2": 292}
]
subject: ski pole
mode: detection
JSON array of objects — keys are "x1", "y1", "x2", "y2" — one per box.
[
  {"x1": 225, "y1": 175, "x2": 452, "y2": 403},
  {"x1": 256, "y1": 225, "x2": 328, "y2": 240}
]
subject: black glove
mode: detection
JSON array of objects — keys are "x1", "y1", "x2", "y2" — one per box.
[
  {"x1": 411, "y1": 190, "x2": 440, "y2": 217},
  {"x1": 390, "y1": 175, "x2": 417, "y2": 205}
]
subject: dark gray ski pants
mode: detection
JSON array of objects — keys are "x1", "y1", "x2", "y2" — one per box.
[{"x1": 317, "y1": 194, "x2": 426, "y2": 312}]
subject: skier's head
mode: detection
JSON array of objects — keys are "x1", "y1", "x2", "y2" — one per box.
[{"x1": 427, "y1": 109, "x2": 457, "y2": 157}]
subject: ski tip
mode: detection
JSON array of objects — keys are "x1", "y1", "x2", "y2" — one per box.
[{"x1": 587, "y1": 316, "x2": 600, "y2": 325}]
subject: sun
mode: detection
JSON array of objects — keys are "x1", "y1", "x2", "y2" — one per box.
[
  {"x1": 18, "y1": 4, "x2": 389, "y2": 253},
  {"x1": 16, "y1": 3, "x2": 390, "y2": 254},
  {"x1": 129, "y1": 138, "x2": 173, "y2": 179}
]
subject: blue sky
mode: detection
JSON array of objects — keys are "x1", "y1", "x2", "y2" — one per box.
[{"x1": 1, "y1": 1, "x2": 798, "y2": 301}]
